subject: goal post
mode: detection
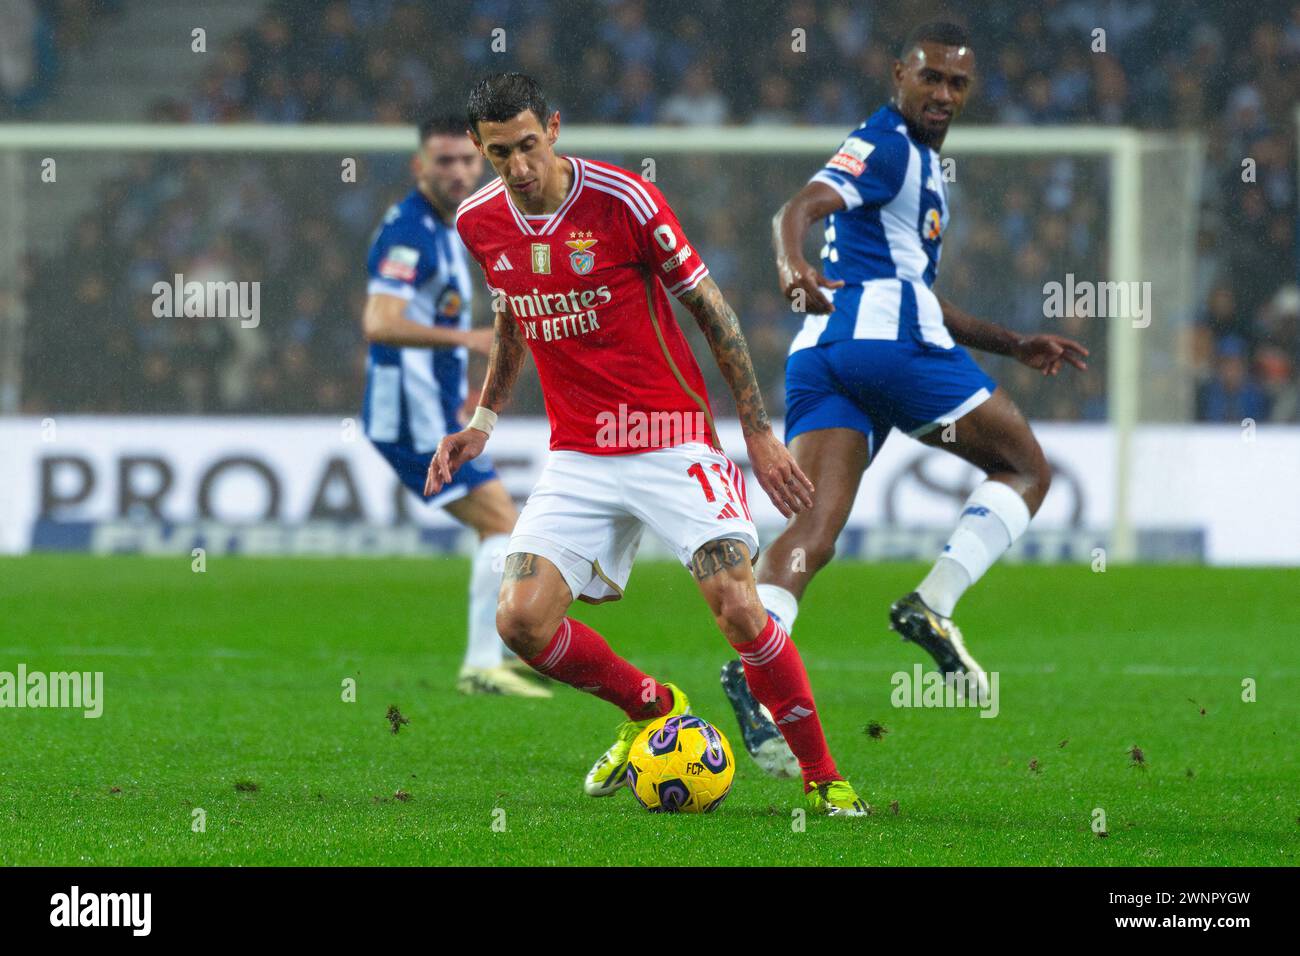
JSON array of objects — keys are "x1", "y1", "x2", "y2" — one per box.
[{"x1": 0, "y1": 122, "x2": 1203, "y2": 561}]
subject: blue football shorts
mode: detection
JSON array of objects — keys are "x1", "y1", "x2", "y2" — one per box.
[
  {"x1": 369, "y1": 438, "x2": 500, "y2": 507},
  {"x1": 784, "y1": 337, "x2": 997, "y2": 456}
]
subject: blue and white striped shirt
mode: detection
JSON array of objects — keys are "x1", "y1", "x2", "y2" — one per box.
[
  {"x1": 363, "y1": 189, "x2": 474, "y2": 452},
  {"x1": 791, "y1": 104, "x2": 953, "y2": 353}
]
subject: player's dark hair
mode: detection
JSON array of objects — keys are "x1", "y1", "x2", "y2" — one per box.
[
  {"x1": 899, "y1": 21, "x2": 972, "y2": 59},
  {"x1": 466, "y1": 72, "x2": 550, "y2": 137},
  {"x1": 418, "y1": 115, "x2": 470, "y2": 143}
]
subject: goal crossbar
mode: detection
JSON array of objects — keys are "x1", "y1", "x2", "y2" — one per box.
[{"x1": 0, "y1": 122, "x2": 1139, "y2": 153}]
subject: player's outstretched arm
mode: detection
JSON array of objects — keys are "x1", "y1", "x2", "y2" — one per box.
[
  {"x1": 938, "y1": 297, "x2": 1089, "y2": 377},
  {"x1": 772, "y1": 182, "x2": 845, "y2": 314},
  {"x1": 679, "y1": 277, "x2": 814, "y2": 517},
  {"x1": 363, "y1": 293, "x2": 493, "y2": 353},
  {"x1": 423, "y1": 303, "x2": 526, "y2": 496}
]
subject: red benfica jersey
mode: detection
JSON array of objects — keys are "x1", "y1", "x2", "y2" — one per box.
[{"x1": 455, "y1": 157, "x2": 716, "y2": 455}]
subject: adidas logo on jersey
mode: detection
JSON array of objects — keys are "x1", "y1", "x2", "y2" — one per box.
[
  {"x1": 492, "y1": 253, "x2": 513, "y2": 271},
  {"x1": 716, "y1": 503, "x2": 741, "y2": 520}
]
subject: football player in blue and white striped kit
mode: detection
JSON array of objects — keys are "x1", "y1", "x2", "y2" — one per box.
[
  {"x1": 721, "y1": 22, "x2": 1088, "y2": 775},
  {"x1": 362, "y1": 117, "x2": 549, "y2": 698}
]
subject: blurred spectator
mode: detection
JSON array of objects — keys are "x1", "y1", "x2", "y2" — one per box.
[
  {"x1": 0, "y1": 0, "x2": 57, "y2": 116},
  {"x1": 806, "y1": 77, "x2": 863, "y2": 127},
  {"x1": 1196, "y1": 337, "x2": 1271, "y2": 422},
  {"x1": 607, "y1": 63, "x2": 658, "y2": 125},
  {"x1": 1200, "y1": 286, "x2": 1248, "y2": 343},
  {"x1": 1256, "y1": 345, "x2": 1298, "y2": 421},
  {"x1": 599, "y1": 0, "x2": 657, "y2": 70},
  {"x1": 749, "y1": 76, "x2": 797, "y2": 126},
  {"x1": 659, "y1": 63, "x2": 729, "y2": 126}
]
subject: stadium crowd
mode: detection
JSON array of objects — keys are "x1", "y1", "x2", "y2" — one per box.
[
  {"x1": 17, "y1": 0, "x2": 1300, "y2": 423},
  {"x1": 0, "y1": 0, "x2": 121, "y2": 117}
]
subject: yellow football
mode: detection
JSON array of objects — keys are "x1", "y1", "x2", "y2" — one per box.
[{"x1": 626, "y1": 714, "x2": 735, "y2": 813}]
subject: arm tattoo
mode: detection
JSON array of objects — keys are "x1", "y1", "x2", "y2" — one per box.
[
  {"x1": 479, "y1": 302, "x2": 528, "y2": 412},
  {"x1": 502, "y1": 552, "x2": 539, "y2": 581},
  {"x1": 678, "y1": 277, "x2": 772, "y2": 437},
  {"x1": 689, "y1": 538, "x2": 747, "y2": 581}
]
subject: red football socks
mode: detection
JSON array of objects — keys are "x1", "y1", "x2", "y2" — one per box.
[
  {"x1": 734, "y1": 615, "x2": 841, "y2": 787},
  {"x1": 529, "y1": 617, "x2": 673, "y2": 721}
]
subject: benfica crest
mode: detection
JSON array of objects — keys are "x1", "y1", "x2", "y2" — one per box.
[{"x1": 565, "y1": 232, "x2": 598, "y2": 275}]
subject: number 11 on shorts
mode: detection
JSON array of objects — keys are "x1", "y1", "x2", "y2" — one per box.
[{"x1": 687, "y1": 462, "x2": 736, "y2": 503}]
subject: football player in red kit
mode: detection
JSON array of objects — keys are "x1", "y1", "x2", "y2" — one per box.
[{"x1": 426, "y1": 72, "x2": 866, "y2": 815}]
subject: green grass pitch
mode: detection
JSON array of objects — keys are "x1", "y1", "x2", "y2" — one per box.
[{"x1": 1, "y1": 555, "x2": 1295, "y2": 866}]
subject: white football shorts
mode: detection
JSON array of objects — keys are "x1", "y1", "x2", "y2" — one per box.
[{"x1": 507, "y1": 441, "x2": 760, "y2": 603}]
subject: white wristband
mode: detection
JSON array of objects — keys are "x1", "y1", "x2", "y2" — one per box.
[{"x1": 467, "y1": 406, "x2": 498, "y2": 435}]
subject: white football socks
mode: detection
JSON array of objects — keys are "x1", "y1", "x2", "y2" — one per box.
[
  {"x1": 465, "y1": 532, "x2": 511, "y2": 669},
  {"x1": 757, "y1": 583, "x2": 800, "y2": 631},
  {"x1": 916, "y1": 480, "x2": 1031, "y2": 618}
]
